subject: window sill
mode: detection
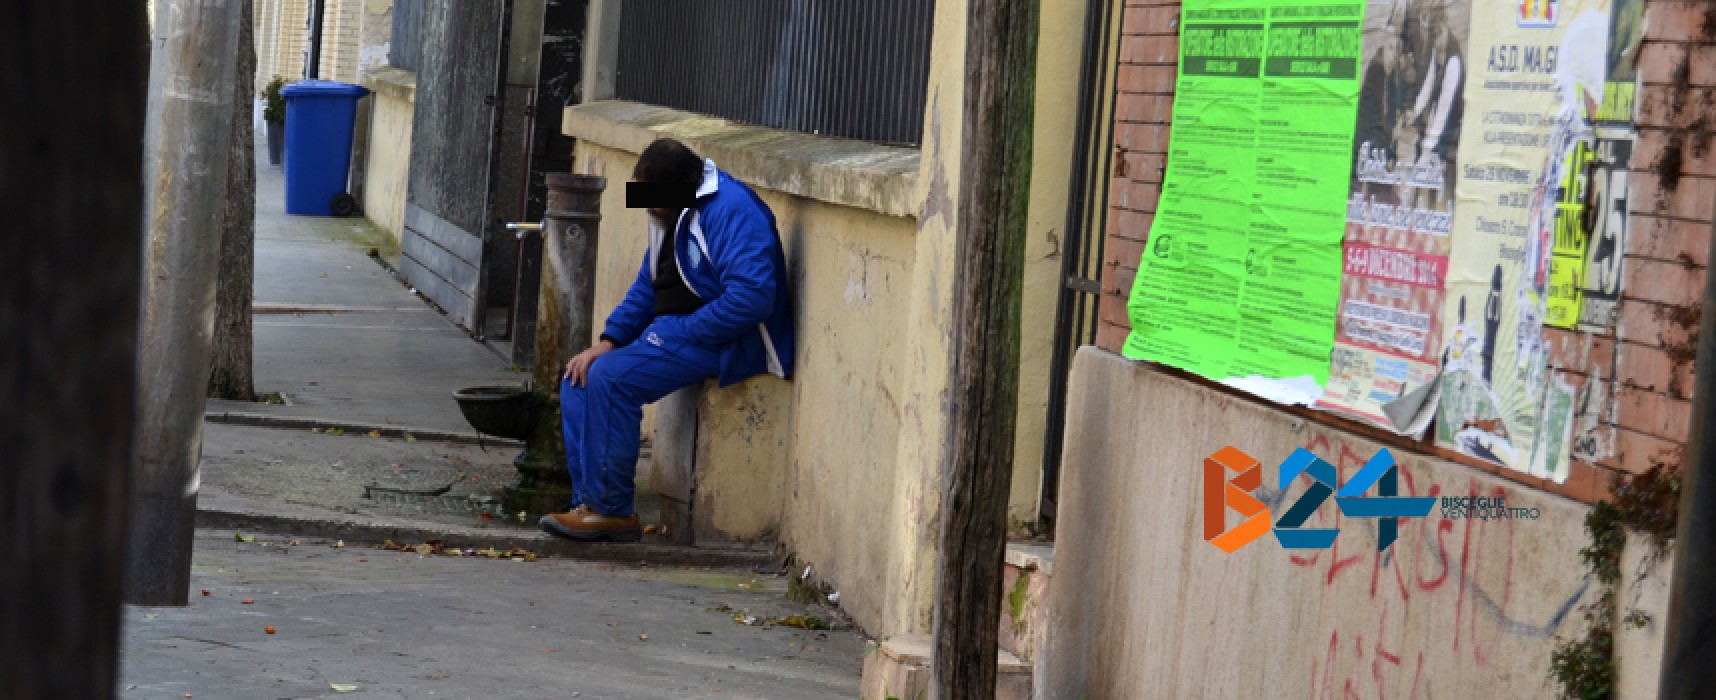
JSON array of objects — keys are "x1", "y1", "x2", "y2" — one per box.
[{"x1": 563, "y1": 100, "x2": 921, "y2": 220}]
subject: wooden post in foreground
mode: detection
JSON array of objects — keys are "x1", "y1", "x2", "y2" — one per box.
[
  {"x1": 930, "y1": 0, "x2": 1040, "y2": 697},
  {"x1": 0, "y1": 3, "x2": 148, "y2": 697},
  {"x1": 127, "y1": 0, "x2": 248, "y2": 606}
]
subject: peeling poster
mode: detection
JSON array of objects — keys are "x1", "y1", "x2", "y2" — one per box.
[{"x1": 1434, "y1": 0, "x2": 1609, "y2": 481}]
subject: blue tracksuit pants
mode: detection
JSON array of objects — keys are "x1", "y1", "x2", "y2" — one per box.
[{"x1": 560, "y1": 316, "x2": 721, "y2": 517}]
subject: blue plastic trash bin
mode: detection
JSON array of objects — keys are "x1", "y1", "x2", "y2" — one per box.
[{"x1": 281, "y1": 80, "x2": 370, "y2": 216}]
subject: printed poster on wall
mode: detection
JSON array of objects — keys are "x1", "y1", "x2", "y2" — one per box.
[
  {"x1": 1434, "y1": 0, "x2": 1610, "y2": 482},
  {"x1": 1124, "y1": 0, "x2": 1365, "y2": 405},
  {"x1": 1316, "y1": 0, "x2": 1473, "y2": 432},
  {"x1": 1578, "y1": 0, "x2": 1643, "y2": 333}
]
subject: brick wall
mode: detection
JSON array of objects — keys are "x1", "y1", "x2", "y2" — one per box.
[
  {"x1": 318, "y1": 0, "x2": 364, "y2": 84},
  {"x1": 1097, "y1": 0, "x2": 1712, "y2": 504}
]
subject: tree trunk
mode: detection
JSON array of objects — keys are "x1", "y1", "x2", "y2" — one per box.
[
  {"x1": 930, "y1": 0, "x2": 1039, "y2": 697},
  {"x1": 209, "y1": 0, "x2": 256, "y2": 401},
  {"x1": 128, "y1": 0, "x2": 247, "y2": 607},
  {"x1": 0, "y1": 2, "x2": 147, "y2": 696},
  {"x1": 208, "y1": 0, "x2": 255, "y2": 401}
]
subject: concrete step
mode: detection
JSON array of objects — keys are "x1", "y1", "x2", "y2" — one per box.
[
  {"x1": 858, "y1": 634, "x2": 1032, "y2": 700},
  {"x1": 999, "y1": 541, "x2": 1053, "y2": 663}
]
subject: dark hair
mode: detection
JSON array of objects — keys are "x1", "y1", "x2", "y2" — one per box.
[{"x1": 633, "y1": 138, "x2": 704, "y2": 184}]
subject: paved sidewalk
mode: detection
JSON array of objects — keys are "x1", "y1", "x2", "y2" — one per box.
[
  {"x1": 119, "y1": 530, "x2": 864, "y2": 699},
  {"x1": 197, "y1": 140, "x2": 693, "y2": 563},
  {"x1": 226, "y1": 146, "x2": 523, "y2": 435},
  {"x1": 195, "y1": 423, "x2": 724, "y2": 567}
]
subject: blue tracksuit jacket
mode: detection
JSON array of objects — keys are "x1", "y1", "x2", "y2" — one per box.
[{"x1": 600, "y1": 159, "x2": 795, "y2": 386}]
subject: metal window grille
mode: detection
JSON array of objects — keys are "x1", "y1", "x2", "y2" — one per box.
[{"x1": 614, "y1": 0, "x2": 935, "y2": 147}]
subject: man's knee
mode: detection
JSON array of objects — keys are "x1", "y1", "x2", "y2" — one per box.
[
  {"x1": 560, "y1": 378, "x2": 587, "y2": 410},
  {"x1": 584, "y1": 359, "x2": 625, "y2": 401}
]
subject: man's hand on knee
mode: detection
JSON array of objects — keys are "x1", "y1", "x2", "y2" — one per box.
[{"x1": 563, "y1": 339, "x2": 618, "y2": 387}]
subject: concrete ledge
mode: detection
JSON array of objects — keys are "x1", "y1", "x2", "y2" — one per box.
[
  {"x1": 563, "y1": 100, "x2": 920, "y2": 219},
  {"x1": 858, "y1": 634, "x2": 1032, "y2": 700},
  {"x1": 361, "y1": 65, "x2": 416, "y2": 103},
  {"x1": 1005, "y1": 541, "x2": 1054, "y2": 576}
]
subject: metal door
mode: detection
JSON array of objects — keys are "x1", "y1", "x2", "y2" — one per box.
[
  {"x1": 400, "y1": 0, "x2": 512, "y2": 331},
  {"x1": 505, "y1": 0, "x2": 588, "y2": 369},
  {"x1": 1040, "y1": 0, "x2": 1122, "y2": 534}
]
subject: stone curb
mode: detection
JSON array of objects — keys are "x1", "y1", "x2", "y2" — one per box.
[
  {"x1": 203, "y1": 411, "x2": 523, "y2": 448},
  {"x1": 196, "y1": 505, "x2": 776, "y2": 570}
]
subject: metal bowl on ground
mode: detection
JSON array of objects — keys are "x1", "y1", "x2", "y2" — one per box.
[{"x1": 452, "y1": 386, "x2": 536, "y2": 440}]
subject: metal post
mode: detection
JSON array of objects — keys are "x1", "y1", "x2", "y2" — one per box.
[
  {"x1": 128, "y1": 0, "x2": 247, "y2": 606},
  {"x1": 1659, "y1": 201, "x2": 1716, "y2": 698}
]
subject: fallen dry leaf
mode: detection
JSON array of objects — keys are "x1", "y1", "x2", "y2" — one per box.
[
  {"x1": 643, "y1": 525, "x2": 657, "y2": 534},
  {"x1": 265, "y1": 626, "x2": 276, "y2": 635},
  {"x1": 357, "y1": 557, "x2": 369, "y2": 563},
  {"x1": 200, "y1": 589, "x2": 210, "y2": 597},
  {"x1": 241, "y1": 599, "x2": 254, "y2": 605},
  {"x1": 366, "y1": 429, "x2": 382, "y2": 438},
  {"x1": 638, "y1": 634, "x2": 649, "y2": 641}
]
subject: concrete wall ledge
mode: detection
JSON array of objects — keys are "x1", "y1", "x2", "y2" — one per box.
[
  {"x1": 563, "y1": 100, "x2": 920, "y2": 220},
  {"x1": 360, "y1": 65, "x2": 416, "y2": 104}
]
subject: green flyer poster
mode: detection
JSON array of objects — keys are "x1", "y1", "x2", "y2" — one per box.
[{"x1": 1124, "y1": 0, "x2": 1362, "y2": 405}]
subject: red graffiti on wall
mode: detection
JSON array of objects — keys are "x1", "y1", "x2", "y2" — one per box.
[{"x1": 1292, "y1": 432, "x2": 1539, "y2": 698}]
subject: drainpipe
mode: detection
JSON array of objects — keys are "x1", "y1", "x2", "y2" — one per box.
[
  {"x1": 306, "y1": 0, "x2": 324, "y2": 79},
  {"x1": 498, "y1": 173, "x2": 606, "y2": 516},
  {"x1": 1659, "y1": 198, "x2": 1716, "y2": 698}
]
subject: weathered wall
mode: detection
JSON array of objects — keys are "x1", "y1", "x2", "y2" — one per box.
[
  {"x1": 570, "y1": 138, "x2": 919, "y2": 591},
  {"x1": 360, "y1": 67, "x2": 414, "y2": 243},
  {"x1": 562, "y1": 0, "x2": 1084, "y2": 635},
  {"x1": 1615, "y1": 533, "x2": 1674, "y2": 699},
  {"x1": 314, "y1": 0, "x2": 392, "y2": 84},
  {"x1": 1042, "y1": 346, "x2": 1608, "y2": 699},
  {"x1": 1009, "y1": 0, "x2": 1093, "y2": 528}
]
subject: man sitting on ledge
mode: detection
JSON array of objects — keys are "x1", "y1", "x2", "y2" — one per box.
[{"x1": 541, "y1": 138, "x2": 795, "y2": 543}]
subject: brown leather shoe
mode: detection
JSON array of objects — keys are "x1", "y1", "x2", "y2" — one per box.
[{"x1": 539, "y1": 508, "x2": 642, "y2": 542}]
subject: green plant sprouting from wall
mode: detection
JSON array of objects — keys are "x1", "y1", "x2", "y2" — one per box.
[
  {"x1": 1549, "y1": 461, "x2": 1680, "y2": 699},
  {"x1": 1007, "y1": 570, "x2": 1032, "y2": 628}
]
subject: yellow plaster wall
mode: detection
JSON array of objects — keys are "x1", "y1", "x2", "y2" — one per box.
[{"x1": 360, "y1": 79, "x2": 413, "y2": 243}]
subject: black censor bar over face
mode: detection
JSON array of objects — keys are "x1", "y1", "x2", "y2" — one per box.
[{"x1": 626, "y1": 182, "x2": 697, "y2": 209}]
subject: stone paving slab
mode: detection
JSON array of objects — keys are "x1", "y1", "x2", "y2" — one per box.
[{"x1": 119, "y1": 530, "x2": 861, "y2": 699}]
